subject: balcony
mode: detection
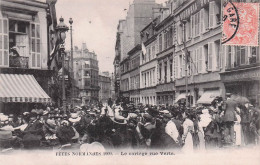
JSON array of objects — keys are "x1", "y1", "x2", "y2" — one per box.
[{"x1": 9, "y1": 56, "x2": 29, "y2": 68}]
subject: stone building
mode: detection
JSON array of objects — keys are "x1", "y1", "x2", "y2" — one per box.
[
  {"x1": 99, "y1": 72, "x2": 111, "y2": 104},
  {"x1": 73, "y1": 43, "x2": 99, "y2": 105},
  {"x1": 0, "y1": 0, "x2": 57, "y2": 112}
]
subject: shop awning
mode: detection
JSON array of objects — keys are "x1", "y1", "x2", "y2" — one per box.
[
  {"x1": 175, "y1": 93, "x2": 191, "y2": 102},
  {"x1": 0, "y1": 74, "x2": 51, "y2": 103},
  {"x1": 197, "y1": 90, "x2": 220, "y2": 104}
]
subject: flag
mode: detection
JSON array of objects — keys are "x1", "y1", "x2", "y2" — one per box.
[
  {"x1": 48, "y1": 40, "x2": 59, "y2": 67},
  {"x1": 141, "y1": 42, "x2": 146, "y2": 60}
]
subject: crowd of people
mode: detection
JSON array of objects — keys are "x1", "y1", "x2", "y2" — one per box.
[{"x1": 0, "y1": 93, "x2": 259, "y2": 153}]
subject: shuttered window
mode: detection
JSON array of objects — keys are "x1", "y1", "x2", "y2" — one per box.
[
  {"x1": 174, "y1": 56, "x2": 178, "y2": 79},
  {"x1": 208, "y1": 42, "x2": 214, "y2": 71},
  {"x1": 209, "y1": 1, "x2": 219, "y2": 28},
  {"x1": 0, "y1": 18, "x2": 9, "y2": 67},
  {"x1": 31, "y1": 23, "x2": 41, "y2": 68},
  {"x1": 200, "y1": 8, "x2": 205, "y2": 34},
  {"x1": 194, "y1": 12, "x2": 200, "y2": 36},
  {"x1": 198, "y1": 47, "x2": 203, "y2": 73}
]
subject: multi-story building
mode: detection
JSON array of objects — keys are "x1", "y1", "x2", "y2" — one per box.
[
  {"x1": 99, "y1": 72, "x2": 111, "y2": 104},
  {"x1": 114, "y1": 0, "x2": 161, "y2": 99},
  {"x1": 73, "y1": 43, "x2": 99, "y2": 105},
  {"x1": 0, "y1": 0, "x2": 57, "y2": 112},
  {"x1": 120, "y1": 44, "x2": 141, "y2": 105},
  {"x1": 140, "y1": 19, "x2": 159, "y2": 105},
  {"x1": 173, "y1": 0, "x2": 224, "y2": 106},
  {"x1": 154, "y1": 3, "x2": 175, "y2": 105}
]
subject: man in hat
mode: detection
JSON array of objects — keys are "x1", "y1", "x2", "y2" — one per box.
[
  {"x1": 56, "y1": 120, "x2": 75, "y2": 150},
  {"x1": 22, "y1": 112, "x2": 44, "y2": 149},
  {"x1": 222, "y1": 93, "x2": 237, "y2": 145}
]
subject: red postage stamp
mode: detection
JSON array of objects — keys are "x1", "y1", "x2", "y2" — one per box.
[{"x1": 222, "y1": 2, "x2": 259, "y2": 46}]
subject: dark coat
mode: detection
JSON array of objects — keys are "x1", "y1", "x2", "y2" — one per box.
[
  {"x1": 23, "y1": 120, "x2": 43, "y2": 138},
  {"x1": 223, "y1": 99, "x2": 237, "y2": 122}
]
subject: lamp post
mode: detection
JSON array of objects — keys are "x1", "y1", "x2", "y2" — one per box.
[
  {"x1": 56, "y1": 17, "x2": 69, "y2": 109},
  {"x1": 69, "y1": 18, "x2": 74, "y2": 107},
  {"x1": 180, "y1": 19, "x2": 189, "y2": 108}
]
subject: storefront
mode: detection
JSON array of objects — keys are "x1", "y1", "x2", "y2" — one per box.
[
  {"x1": 140, "y1": 88, "x2": 156, "y2": 105},
  {"x1": 0, "y1": 74, "x2": 51, "y2": 115},
  {"x1": 156, "y1": 82, "x2": 175, "y2": 105},
  {"x1": 220, "y1": 66, "x2": 260, "y2": 106}
]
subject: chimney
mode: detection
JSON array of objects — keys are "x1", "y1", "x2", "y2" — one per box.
[{"x1": 82, "y1": 43, "x2": 87, "y2": 51}]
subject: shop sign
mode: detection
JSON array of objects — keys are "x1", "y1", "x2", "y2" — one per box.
[{"x1": 222, "y1": 69, "x2": 260, "y2": 81}]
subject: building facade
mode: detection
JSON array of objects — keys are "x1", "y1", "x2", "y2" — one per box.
[
  {"x1": 173, "y1": 0, "x2": 224, "y2": 106},
  {"x1": 114, "y1": 0, "x2": 161, "y2": 98},
  {"x1": 99, "y1": 72, "x2": 111, "y2": 104},
  {"x1": 140, "y1": 20, "x2": 159, "y2": 105},
  {"x1": 0, "y1": 0, "x2": 57, "y2": 112},
  {"x1": 73, "y1": 43, "x2": 99, "y2": 105},
  {"x1": 154, "y1": 4, "x2": 175, "y2": 105},
  {"x1": 120, "y1": 44, "x2": 141, "y2": 105},
  {"x1": 115, "y1": 0, "x2": 260, "y2": 106}
]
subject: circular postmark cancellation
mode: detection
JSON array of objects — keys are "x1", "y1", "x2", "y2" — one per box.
[{"x1": 222, "y1": 0, "x2": 240, "y2": 44}]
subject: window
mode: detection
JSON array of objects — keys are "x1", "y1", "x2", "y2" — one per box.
[
  {"x1": 170, "y1": 59, "x2": 173, "y2": 81},
  {"x1": 147, "y1": 47, "x2": 151, "y2": 61},
  {"x1": 194, "y1": 12, "x2": 200, "y2": 36},
  {"x1": 192, "y1": 50, "x2": 198, "y2": 74},
  {"x1": 215, "y1": 40, "x2": 221, "y2": 69},
  {"x1": 0, "y1": 18, "x2": 8, "y2": 67},
  {"x1": 198, "y1": 47, "x2": 203, "y2": 73},
  {"x1": 159, "y1": 63, "x2": 162, "y2": 82},
  {"x1": 164, "y1": 32, "x2": 167, "y2": 50},
  {"x1": 174, "y1": 56, "x2": 179, "y2": 78},
  {"x1": 179, "y1": 55, "x2": 183, "y2": 77},
  {"x1": 159, "y1": 34, "x2": 162, "y2": 52},
  {"x1": 168, "y1": 28, "x2": 173, "y2": 47},
  {"x1": 152, "y1": 45, "x2": 155, "y2": 59},
  {"x1": 186, "y1": 19, "x2": 191, "y2": 41},
  {"x1": 209, "y1": 1, "x2": 220, "y2": 29},
  {"x1": 164, "y1": 61, "x2": 167, "y2": 83},
  {"x1": 31, "y1": 23, "x2": 41, "y2": 68},
  {"x1": 208, "y1": 43, "x2": 213, "y2": 71},
  {"x1": 250, "y1": 47, "x2": 259, "y2": 64},
  {"x1": 227, "y1": 46, "x2": 232, "y2": 68},
  {"x1": 177, "y1": 23, "x2": 183, "y2": 44},
  {"x1": 200, "y1": 8, "x2": 205, "y2": 33},
  {"x1": 235, "y1": 46, "x2": 247, "y2": 66}
]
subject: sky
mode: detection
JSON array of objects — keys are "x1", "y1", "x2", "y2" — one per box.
[{"x1": 56, "y1": 0, "x2": 166, "y2": 73}]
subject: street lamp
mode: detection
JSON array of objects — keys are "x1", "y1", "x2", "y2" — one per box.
[
  {"x1": 56, "y1": 17, "x2": 69, "y2": 110},
  {"x1": 180, "y1": 19, "x2": 189, "y2": 108},
  {"x1": 69, "y1": 18, "x2": 74, "y2": 107}
]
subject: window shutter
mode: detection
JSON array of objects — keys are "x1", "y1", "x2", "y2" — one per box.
[
  {"x1": 176, "y1": 56, "x2": 179, "y2": 78},
  {"x1": 208, "y1": 42, "x2": 213, "y2": 71},
  {"x1": 200, "y1": 8, "x2": 205, "y2": 34},
  {"x1": 190, "y1": 15, "x2": 194, "y2": 38},
  {"x1": 0, "y1": 18, "x2": 9, "y2": 67},
  {"x1": 198, "y1": 47, "x2": 203, "y2": 73},
  {"x1": 209, "y1": 1, "x2": 216, "y2": 28},
  {"x1": 30, "y1": 23, "x2": 41, "y2": 68}
]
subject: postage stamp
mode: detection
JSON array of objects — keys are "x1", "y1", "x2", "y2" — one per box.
[{"x1": 222, "y1": 1, "x2": 259, "y2": 46}]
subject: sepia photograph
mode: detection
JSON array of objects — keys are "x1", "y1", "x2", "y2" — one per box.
[{"x1": 0, "y1": 0, "x2": 260, "y2": 164}]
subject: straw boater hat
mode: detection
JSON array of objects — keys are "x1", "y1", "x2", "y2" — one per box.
[
  {"x1": 110, "y1": 113, "x2": 127, "y2": 125},
  {"x1": 69, "y1": 113, "x2": 81, "y2": 123},
  {"x1": 80, "y1": 142, "x2": 105, "y2": 152}
]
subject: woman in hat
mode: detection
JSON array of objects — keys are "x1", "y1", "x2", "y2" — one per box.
[
  {"x1": 56, "y1": 120, "x2": 75, "y2": 150},
  {"x1": 181, "y1": 111, "x2": 195, "y2": 153},
  {"x1": 22, "y1": 112, "x2": 44, "y2": 149}
]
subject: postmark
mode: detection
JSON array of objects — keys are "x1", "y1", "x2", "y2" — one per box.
[{"x1": 222, "y1": 1, "x2": 259, "y2": 46}]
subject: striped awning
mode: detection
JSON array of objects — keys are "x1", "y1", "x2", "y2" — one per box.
[{"x1": 0, "y1": 74, "x2": 51, "y2": 103}]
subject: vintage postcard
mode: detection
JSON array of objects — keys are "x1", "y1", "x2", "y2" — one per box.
[{"x1": 0, "y1": 0, "x2": 260, "y2": 165}]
